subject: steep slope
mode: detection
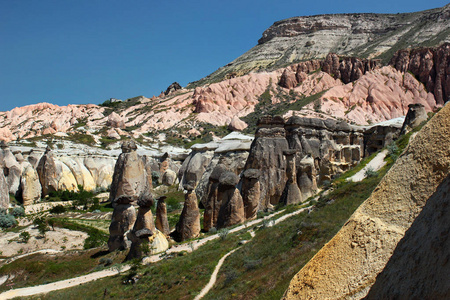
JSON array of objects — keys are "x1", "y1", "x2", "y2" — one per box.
[
  {"x1": 283, "y1": 103, "x2": 450, "y2": 299},
  {"x1": 364, "y1": 174, "x2": 450, "y2": 299},
  {"x1": 194, "y1": 4, "x2": 450, "y2": 86}
]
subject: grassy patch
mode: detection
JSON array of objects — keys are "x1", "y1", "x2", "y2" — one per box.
[
  {"x1": 33, "y1": 234, "x2": 245, "y2": 300},
  {"x1": 52, "y1": 218, "x2": 109, "y2": 249},
  {"x1": 0, "y1": 249, "x2": 127, "y2": 292}
]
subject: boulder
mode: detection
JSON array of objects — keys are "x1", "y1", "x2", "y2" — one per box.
[
  {"x1": 21, "y1": 165, "x2": 41, "y2": 206},
  {"x1": 216, "y1": 171, "x2": 245, "y2": 229},
  {"x1": 400, "y1": 103, "x2": 428, "y2": 135},
  {"x1": 161, "y1": 169, "x2": 177, "y2": 186},
  {"x1": 164, "y1": 82, "x2": 182, "y2": 96},
  {"x1": 155, "y1": 196, "x2": 170, "y2": 236},
  {"x1": 228, "y1": 116, "x2": 248, "y2": 131}
]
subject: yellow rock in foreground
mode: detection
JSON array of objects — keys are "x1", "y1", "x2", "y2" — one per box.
[{"x1": 283, "y1": 103, "x2": 450, "y2": 299}]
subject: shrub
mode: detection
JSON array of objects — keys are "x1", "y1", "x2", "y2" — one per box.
[
  {"x1": 99, "y1": 257, "x2": 113, "y2": 266},
  {"x1": 33, "y1": 217, "x2": 49, "y2": 236},
  {"x1": 218, "y1": 228, "x2": 229, "y2": 241},
  {"x1": 11, "y1": 206, "x2": 25, "y2": 217},
  {"x1": 0, "y1": 213, "x2": 17, "y2": 228},
  {"x1": 19, "y1": 231, "x2": 31, "y2": 243},
  {"x1": 50, "y1": 205, "x2": 67, "y2": 214},
  {"x1": 364, "y1": 167, "x2": 378, "y2": 178}
]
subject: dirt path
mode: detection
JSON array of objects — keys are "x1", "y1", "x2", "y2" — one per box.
[
  {"x1": 347, "y1": 150, "x2": 388, "y2": 182},
  {"x1": 194, "y1": 248, "x2": 240, "y2": 300},
  {"x1": 0, "y1": 205, "x2": 311, "y2": 299}
]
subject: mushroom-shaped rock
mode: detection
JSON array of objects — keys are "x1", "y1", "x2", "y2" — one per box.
[
  {"x1": 171, "y1": 184, "x2": 201, "y2": 242},
  {"x1": 155, "y1": 196, "x2": 170, "y2": 236},
  {"x1": 109, "y1": 140, "x2": 152, "y2": 205},
  {"x1": 203, "y1": 164, "x2": 229, "y2": 231},
  {"x1": 280, "y1": 150, "x2": 302, "y2": 205},
  {"x1": 108, "y1": 197, "x2": 137, "y2": 251},
  {"x1": 216, "y1": 172, "x2": 245, "y2": 229},
  {"x1": 241, "y1": 169, "x2": 261, "y2": 220}
]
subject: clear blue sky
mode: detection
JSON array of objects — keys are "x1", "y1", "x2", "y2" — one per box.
[{"x1": 0, "y1": 0, "x2": 448, "y2": 112}]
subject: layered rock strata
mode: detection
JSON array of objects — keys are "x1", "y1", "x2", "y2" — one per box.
[{"x1": 283, "y1": 100, "x2": 450, "y2": 299}]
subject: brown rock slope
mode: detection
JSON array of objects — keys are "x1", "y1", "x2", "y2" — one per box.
[
  {"x1": 283, "y1": 103, "x2": 450, "y2": 299},
  {"x1": 364, "y1": 173, "x2": 450, "y2": 299}
]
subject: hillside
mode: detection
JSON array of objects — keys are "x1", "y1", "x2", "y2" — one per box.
[{"x1": 192, "y1": 4, "x2": 450, "y2": 86}]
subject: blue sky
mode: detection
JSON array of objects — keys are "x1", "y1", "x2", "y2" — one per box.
[{"x1": 0, "y1": 0, "x2": 448, "y2": 112}]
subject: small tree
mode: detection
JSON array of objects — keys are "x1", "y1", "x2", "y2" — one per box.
[
  {"x1": 33, "y1": 217, "x2": 49, "y2": 237},
  {"x1": 19, "y1": 231, "x2": 31, "y2": 243}
]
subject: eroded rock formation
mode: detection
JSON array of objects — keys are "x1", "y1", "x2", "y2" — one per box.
[
  {"x1": 21, "y1": 165, "x2": 41, "y2": 206},
  {"x1": 241, "y1": 169, "x2": 261, "y2": 220},
  {"x1": 400, "y1": 103, "x2": 428, "y2": 135},
  {"x1": 108, "y1": 196, "x2": 137, "y2": 251},
  {"x1": 283, "y1": 100, "x2": 450, "y2": 299},
  {"x1": 37, "y1": 147, "x2": 64, "y2": 196},
  {"x1": 203, "y1": 164, "x2": 228, "y2": 232},
  {"x1": 155, "y1": 196, "x2": 170, "y2": 236},
  {"x1": 0, "y1": 168, "x2": 9, "y2": 209},
  {"x1": 109, "y1": 140, "x2": 153, "y2": 205},
  {"x1": 172, "y1": 184, "x2": 201, "y2": 242},
  {"x1": 243, "y1": 115, "x2": 288, "y2": 210},
  {"x1": 216, "y1": 171, "x2": 245, "y2": 229},
  {"x1": 280, "y1": 149, "x2": 302, "y2": 205},
  {"x1": 390, "y1": 43, "x2": 450, "y2": 105}
]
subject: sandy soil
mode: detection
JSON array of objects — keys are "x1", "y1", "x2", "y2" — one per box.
[{"x1": 0, "y1": 225, "x2": 87, "y2": 258}]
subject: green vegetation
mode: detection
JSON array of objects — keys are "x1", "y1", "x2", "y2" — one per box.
[
  {"x1": 52, "y1": 218, "x2": 109, "y2": 249},
  {"x1": 242, "y1": 87, "x2": 327, "y2": 134},
  {"x1": 0, "y1": 249, "x2": 127, "y2": 292}
]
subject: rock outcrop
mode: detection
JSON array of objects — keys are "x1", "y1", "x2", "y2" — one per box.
[
  {"x1": 400, "y1": 103, "x2": 428, "y2": 135},
  {"x1": 364, "y1": 174, "x2": 450, "y2": 300},
  {"x1": 0, "y1": 168, "x2": 9, "y2": 209},
  {"x1": 283, "y1": 100, "x2": 450, "y2": 299},
  {"x1": 155, "y1": 196, "x2": 170, "y2": 236},
  {"x1": 127, "y1": 195, "x2": 168, "y2": 259},
  {"x1": 164, "y1": 82, "x2": 182, "y2": 96},
  {"x1": 279, "y1": 54, "x2": 379, "y2": 88},
  {"x1": 21, "y1": 165, "x2": 41, "y2": 206},
  {"x1": 109, "y1": 140, "x2": 153, "y2": 205},
  {"x1": 108, "y1": 196, "x2": 137, "y2": 251},
  {"x1": 216, "y1": 171, "x2": 245, "y2": 229},
  {"x1": 37, "y1": 147, "x2": 67, "y2": 196},
  {"x1": 171, "y1": 184, "x2": 201, "y2": 242},
  {"x1": 241, "y1": 169, "x2": 261, "y2": 220},
  {"x1": 390, "y1": 43, "x2": 450, "y2": 105},
  {"x1": 203, "y1": 164, "x2": 228, "y2": 232},
  {"x1": 280, "y1": 150, "x2": 302, "y2": 205},
  {"x1": 242, "y1": 116, "x2": 288, "y2": 210}
]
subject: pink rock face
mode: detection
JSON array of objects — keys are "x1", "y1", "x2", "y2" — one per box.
[
  {"x1": 106, "y1": 112, "x2": 126, "y2": 129},
  {"x1": 228, "y1": 116, "x2": 248, "y2": 131},
  {"x1": 303, "y1": 66, "x2": 436, "y2": 125}
]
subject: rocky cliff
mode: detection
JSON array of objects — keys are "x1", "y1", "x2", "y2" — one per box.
[
  {"x1": 283, "y1": 102, "x2": 450, "y2": 299},
  {"x1": 195, "y1": 4, "x2": 449, "y2": 85}
]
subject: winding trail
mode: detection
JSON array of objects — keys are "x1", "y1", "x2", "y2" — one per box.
[
  {"x1": 347, "y1": 150, "x2": 388, "y2": 182},
  {"x1": 194, "y1": 248, "x2": 240, "y2": 300},
  {"x1": 0, "y1": 205, "x2": 311, "y2": 300}
]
